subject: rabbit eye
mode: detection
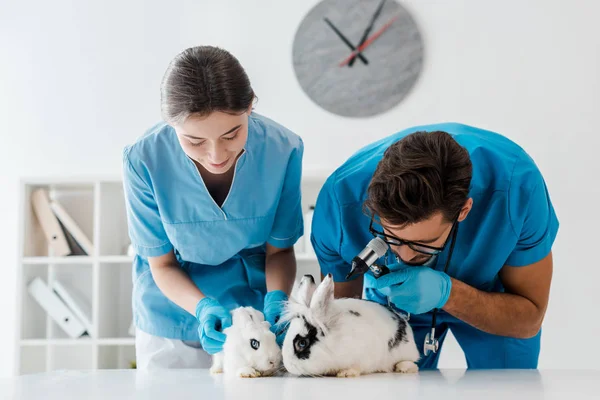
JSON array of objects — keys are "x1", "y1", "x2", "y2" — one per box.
[
  {"x1": 295, "y1": 339, "x2": 308, "y2": 352},
  {"x1": 250, "y1": 339, "x2": 260, "y2": 350}
]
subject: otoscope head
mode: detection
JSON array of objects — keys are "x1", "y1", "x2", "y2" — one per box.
[
  {"x1": 345, "y1": 237, "x2": 389, "y2": 280},
  {"x1": 346, "y1": 258, "x2": 368, "y2": 280}
]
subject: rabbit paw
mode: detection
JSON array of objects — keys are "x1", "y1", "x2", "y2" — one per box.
[
  {"x1": 210, "y1": 353, "x2": 224, "y2": 374},
  {"x1": 209, "y1": 365, "x2": 223, "y2": 374},
  {"x1": 237, "y1": 367, "x2": 261, "y2": 378},
  {"x1": 336, "y1": 368, "x2": 361, "y2": 378},
  {"x1": 394, "y1": 361, "x2": 418, "y2": 374}
]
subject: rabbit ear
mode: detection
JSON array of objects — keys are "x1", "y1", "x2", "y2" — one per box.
[
  {"x1": 310, "y1": 273, "x2": 334, "y2": 311},
  {"x1": 296, "y1": 274, "x2": 317, "y2": 306}
]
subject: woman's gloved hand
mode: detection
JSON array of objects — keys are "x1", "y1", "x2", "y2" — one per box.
[
  {"x1": 195, "y1": 297, "x2": 232, "y2": 354},
  {"x1": 263, "y1": 290, "x2": 289, "y2": 347}
]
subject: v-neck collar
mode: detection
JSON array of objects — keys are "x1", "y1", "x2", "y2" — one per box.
[{"x1": 186, "y1": 148, "x2": 247, "y2": 220}]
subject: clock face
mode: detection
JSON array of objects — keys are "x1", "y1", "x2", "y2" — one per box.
[{"x1": 292, "y1": 0, "x2": 424, "y2": 118}]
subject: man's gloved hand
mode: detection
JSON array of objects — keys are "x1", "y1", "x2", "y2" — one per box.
[
  {"x1": 263, "y1": 290, "x2": 289, "y2": 347},
  {"x1": 195, "y1": 297, "x2": 232, "y2": 355},
  {"x1": 374, "y1": 264, "x2": 452, "y2": 315}
]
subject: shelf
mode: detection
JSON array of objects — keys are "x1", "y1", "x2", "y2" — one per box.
[
  {"x1": 22, "y1": 256, "x2": 93, "y2": 265},
  {"x1": 98, "y1": 344, "x2": 136, "y2": 369},
  {"x1": 19, "y1": 343, "x2": 93, "y2": 373},
  {"x1": 17, "y1": 176, "x2": 328, "y2": 374},
  {"x1": 20, "y1": 338, "x2": 135, "y2": 346},
  {"x1": 23, "y1": 254, "x2": 316, "y2": 263},
  {"x1": 19, "y1": 347, "x2": 46, "y2": 374},
  {"x1": 50, "y1": 345, "x2": 93, "y2": 371},
  {"x1": 20, "y1": 265, "x2": 48, "y2": 340},
  {"x1": 98, "y1": 182, "x2": 130, "y2": 256},
  {"x1": 22, "y1": 255, "x2": 134, "y2": 264},
  {"x1": 97, "y1": 338, "x2": 135, "y2": 346},
  {"x1": 98, "y1": 263, "x2": 133, "y2": 338},
  {"x1": 22, "y1": 183, "x2": 95, "y2": 258},
  {"x1": 20, "y1": 263, "x2": 93, "y2": 340},
  {"x1": 20, "y1": 338, "x2": 93, "y2": 346},
  {"x1": 99, "y1": 255, "x2": 132, "y2": 263}
]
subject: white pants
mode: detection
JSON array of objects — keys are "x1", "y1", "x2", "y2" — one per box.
[{"x1": 135, "y1": 329, "x2": 213, "y2": 370}]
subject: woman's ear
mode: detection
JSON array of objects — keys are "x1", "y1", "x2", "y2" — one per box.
[
  {"x1": 247, "y1": 95, "x2": 256, "y2": 114},
  {"x1": 458, "y1": 198, "x2": 473, "y2": 222}
]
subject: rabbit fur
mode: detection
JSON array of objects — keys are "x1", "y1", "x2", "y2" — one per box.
[
  {"x1": 210, "y1": 306, "x2": 283, "y2": 378},
  {"x1": 280, "y1": 274, "x2": 420, "y2": 378}
]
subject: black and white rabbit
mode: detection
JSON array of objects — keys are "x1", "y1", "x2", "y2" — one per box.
[
  {"x1": 210, "y1": 306, "x2": 283, "y2": 378},
  {"x1": 281, "y1": 274, "x2": 420, "y2": 377}
]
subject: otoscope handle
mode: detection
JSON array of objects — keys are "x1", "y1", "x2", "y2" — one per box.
[
  {"x1": 370, "y1": 263, "x2": 390, "y2": 278},
  {"x1": 346, "y1": 259, "x2": 390, "y2": 280}
]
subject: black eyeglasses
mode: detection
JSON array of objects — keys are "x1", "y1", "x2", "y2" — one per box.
[{"x1": 369, "y1": 216, "x2": 458, "y2": 256}]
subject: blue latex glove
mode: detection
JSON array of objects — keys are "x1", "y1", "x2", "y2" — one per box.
[
  {"x1": 374, "y1": 264, "x2": 452, "y2": 315},
  {"x1": 263, "y1": 290, "x2": 289, "y2": 347},
  {"x1": 195, "y1": 297, "x2": 232, "y2": 355}
]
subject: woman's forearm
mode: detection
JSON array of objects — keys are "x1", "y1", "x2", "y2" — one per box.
[
  {"x1": 265, "y1": 246, "x2": 297, "y2": 295},
  {"x1": 149, "y1": 256, "x2": 205, "y2": 316}
]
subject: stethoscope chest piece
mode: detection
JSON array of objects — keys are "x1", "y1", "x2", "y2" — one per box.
[{"x1": 424, "y1": 330, "x2": 439, "y2": 356}]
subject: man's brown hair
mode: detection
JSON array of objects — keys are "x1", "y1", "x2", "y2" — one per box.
[{"x1": 364, "y1": 131, "x2": 473, "y2": 227}]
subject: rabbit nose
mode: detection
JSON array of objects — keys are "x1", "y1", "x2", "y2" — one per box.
[{"x1": 269, "y1": 361, "x2": 275, "y2": 366}]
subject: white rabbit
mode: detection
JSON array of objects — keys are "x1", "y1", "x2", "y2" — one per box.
[
  {"x1": 281, "y1": 274, "x2": 420, "y2": 378},
  {"x1": 210, "y1": 306, "x2": 283, "y2": 378}
]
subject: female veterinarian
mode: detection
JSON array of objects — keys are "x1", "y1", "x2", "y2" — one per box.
[{"x1": 122, "y1": 46, "x2": 303, "y2": 369}]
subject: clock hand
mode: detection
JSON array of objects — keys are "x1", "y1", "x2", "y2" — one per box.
[
  {"x1": 348, "y1": 0, "x2": 386, "y2": 67},
  {"x1": 323, "y1": 17, "x2": 369, "y2": 65},
  {"x1": 338, "y1": 15, "x2": 398, "y2": 67}
]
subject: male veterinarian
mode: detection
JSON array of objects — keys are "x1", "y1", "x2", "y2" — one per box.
[{"x1": 310, "y1": 122, "x2": 558, "y2": 369}]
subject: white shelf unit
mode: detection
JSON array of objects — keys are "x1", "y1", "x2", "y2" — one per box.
[{"x1": 15, "y1": 173, "x2": 327, "y2": 375}]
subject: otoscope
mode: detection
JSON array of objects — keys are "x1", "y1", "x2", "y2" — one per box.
[{"x1": 345, "y1": 237, "x2": 390, "y2": 280}]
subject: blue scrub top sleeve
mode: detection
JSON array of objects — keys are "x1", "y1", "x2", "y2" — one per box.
[
  {"x1": 122, "y1": 147, "x2": 174, "y2": 258},
  {"x1": 310, "y1": 176, "x2": 352, "y2": 282},
  {"x1": 267, "y1": 138, "x2": 304, "y2": 249},
  {"x1": 505, "y1": 157, "x2": 559, "y2": 267}
]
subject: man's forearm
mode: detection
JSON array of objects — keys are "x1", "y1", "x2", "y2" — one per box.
[
  {"x1": 265, "y1": 248, "x2": 297, "y2": 295},
  {"x1": 443, "y1": 278, "x2": 544, "y2": 339}
]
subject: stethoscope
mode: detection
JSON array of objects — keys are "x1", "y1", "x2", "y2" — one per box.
[
  {"x1": 423, "y1": 223, "x2": 458, "y2": 356},
  {"x1": 380, "y1": 222, "x2": 459, "y2": 356}
]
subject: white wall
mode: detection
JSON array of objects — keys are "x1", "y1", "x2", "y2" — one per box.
[{"x1": 1, "y1": 0, "x2": 599, "y2": 376}]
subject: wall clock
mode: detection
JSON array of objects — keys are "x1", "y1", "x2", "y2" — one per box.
[{"x1": 292, "y1": 0, "x2": 424, "y2": 118}]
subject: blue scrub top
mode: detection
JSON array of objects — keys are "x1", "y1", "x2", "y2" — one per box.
[
  {"x1": 122, "y1": 113, "x2": 304, "y2": 341},
  {"x1": 311, "y1": 122, "x2": 559, "y2": 304}
]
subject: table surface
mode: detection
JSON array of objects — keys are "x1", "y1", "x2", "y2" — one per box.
[{"x1": 1, "y1": 369, "x2": 598, "y2": 400}]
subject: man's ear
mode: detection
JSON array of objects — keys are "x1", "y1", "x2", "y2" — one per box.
[{"x1": 458, "y1": 198, "x2": 473, "y2": 222}]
